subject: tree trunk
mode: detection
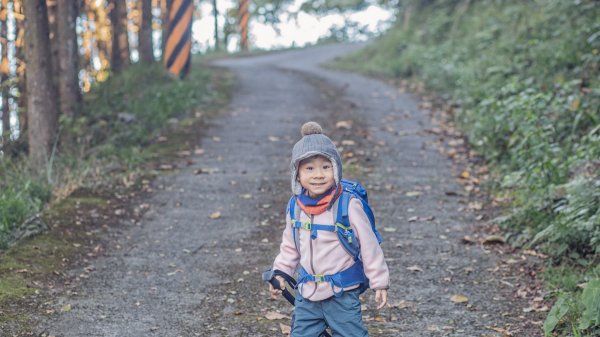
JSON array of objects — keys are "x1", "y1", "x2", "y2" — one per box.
[
  {"x1": 161, "y1": 0, "x2": 171, "y2": 61},
  {"x1": 238, "y1": 0, "x2": 249, "y2": 51},
  {"x1": 402, "y1": 1, "x2": 413, "y2": 31},
  {"x1": 212, "y1": 0, "x2": 219, "y2": 51},
  {"x1": 23, "y1": 0, "x2": 59, "y2": 165},
  {"x1": 1, "y1": 0, "x2": 10, "y2": 139},
  {"x1": 56, "y1": 0, "x2": 81, "y2": 119},
  {"x1": 46, "y1": 0, "x2": 59, "y2": 84},
  {"x1": 138, "y1": 0, "x2": 153, "y2": 63},
  {"x1": 15, "y1": 0, "x2": 26, "y2": 137},
  {"x1": 110, "y1": 0, "x2": 129, "y2": 73}
]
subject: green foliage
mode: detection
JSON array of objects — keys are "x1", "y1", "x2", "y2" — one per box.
[
  {"x1": 0, "y1": 162, "x2": 51, "y2": 248},
  {"x1": 545, "y1": 295, "x2": 571, "y2": 336},
  {"x1": 335, "y1": 0, "x2": 599, "y2": 334},
  {"x1": 338, "y1": 0, "x2": 600, "y2": 259},
  {"x1": 544, "y1": 280, "x2": 600, "y2": 336},
  {"x1": 79, "y1": 63, "x2": 221, "y2": 160},
  {"x1": 579, "y1": 280, "x2": 600, "y2": 331},
  {"x1": 0, "y1": 61, "x2": 228, "y2": 249}
]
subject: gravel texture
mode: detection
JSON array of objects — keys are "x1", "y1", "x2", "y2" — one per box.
[{"x1": 37, "y1": 44, "x2": 543, "y2": 337}]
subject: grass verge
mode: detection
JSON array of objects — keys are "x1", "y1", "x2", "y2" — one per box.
[
  {"x1": 0, "y1": 59, "x2": 233, "y2": 334},
  {"x1": 331, "y1": 1, "x2": 599, "y2": 336}
]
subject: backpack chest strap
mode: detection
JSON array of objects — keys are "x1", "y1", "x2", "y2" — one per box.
[
  {"x1": 292, "y1": 220, "x2": 336, "y2": 239},
  {"x1": 297, "y1": 262, "x2": 367, "y2": 297}
]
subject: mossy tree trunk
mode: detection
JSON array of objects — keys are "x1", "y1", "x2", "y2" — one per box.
[
  {"x1": 110, "y1": 0, "x2": 130, "y2": 73},
  {"x1": 1, "y1": 0, "x2": 9, "y2": 141},
  {"x1": 138, "y1": 0, "x2": 154, "y2": 63},
  {"x1": 56, "y1": 0, "x2": 81, "y2": 119},
  {"x1": 23, "y1": 0, "x2": 58, "y2": 165}
]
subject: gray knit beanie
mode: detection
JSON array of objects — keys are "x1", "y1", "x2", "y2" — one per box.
[{"x1": 290, "y1": 121, "x2": 342, "y2": 195}]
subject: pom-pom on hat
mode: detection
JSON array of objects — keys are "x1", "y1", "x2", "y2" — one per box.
[{"x1": 290, "y1": 121, "x2": 342, "y2": 195}]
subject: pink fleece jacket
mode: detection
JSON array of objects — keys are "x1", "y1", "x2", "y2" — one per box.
[{"x1": 273, "y1": 198, "x2": 390, "y2": 301}]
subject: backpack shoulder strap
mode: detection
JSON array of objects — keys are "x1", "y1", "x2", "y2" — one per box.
[
  {"x1": 334, "y1": 191, "x2": 361, "y2": 259},
  {"x1": 287, "y1": 196, "x2": 301, "y2": 253}
]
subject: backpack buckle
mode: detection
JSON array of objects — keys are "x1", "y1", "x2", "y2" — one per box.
[
  {"x1": 298, "y1": 221, "x2": 312, "y2": 231},
  {"x1": 313, "y1": 274, "x2": 326, "y2": 283},
  {"x1": 335, "y1": 223, "x2": 353, "y2": 243}
]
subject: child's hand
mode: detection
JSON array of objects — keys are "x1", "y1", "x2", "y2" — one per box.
[
  {"x1": 269, "y1": 276, "x2": 286, "y2": 298},
  {"x1": 375, "y1": 289, "x2": 388, "y2": 309}
]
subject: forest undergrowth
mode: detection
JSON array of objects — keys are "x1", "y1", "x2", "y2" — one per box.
[{"x1": 335, "y1": 1, "x2": 599, "y2": 336}]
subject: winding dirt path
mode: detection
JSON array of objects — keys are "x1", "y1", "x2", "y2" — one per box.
[{"x1": 38, "y1": 44, "x2": 541, "y2": 337}]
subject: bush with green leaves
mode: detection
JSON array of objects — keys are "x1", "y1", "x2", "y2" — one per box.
[
  {"x1": 335, "y1": 0, "x2": 599, "y2": 335},
  {"x1": 0, "y1": 163, "x2": 51, "y2": 248},
  {"x1": 0, "y1": 61, "x2": 227, "y2": 249}
]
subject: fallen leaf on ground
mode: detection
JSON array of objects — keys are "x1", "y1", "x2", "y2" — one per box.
[
  {"x1": 405, "y1": 191, "x2": 422, "y2": 197},
  {"x1": 450, "y1": 295, "x2": 469, "y2": 303},
  {"x1": 427, "y1": 325, "x2": 441, "y2": 332},
  {"x1": 61, "y1": 304, "x2": 72, "y2": 312},
  {"x1": 461, "y1": 235, "x2": 477, "y2": 244},
  {"x1": 239, "y1": 194, "x2": 252, "y2": 199},
  {"x1": 159, "y1": 164, "x2": 175, "y2": 171},
  {"x1": 407, "y1": 216, "x2": 418, "y2": 222},
  {"x1": 341, "y1": 140, "x2": 356, "y2": 146},
  {"x1": 390, "y1": 300, "x2": 416, "y2": 309},
  {"x1": 336, "y1": 120, "x2": 353, "y2": 129},
  {"x1": 486, "y1": 326, "x2": 513, "y2": 336},
  {"x1": 460, "y1": 170, "x2": 470, "y2": 179},
  {"x1": 374, "y1": 316, "x2": 386, "y2": 322},
  {"x1": 468, "y1": 202, "x2": 483, "y2": 210},
  {"x1": 194, "y1": 148, "x2": 205, "y2": 155},
  {"x1": 280, "y1": 323, "x2": 291, "y2": 334},
  {"x1": 268, "y1": 136, "x2": 280, "y2": 142},
  {"x1": 407, "y1": 265, "x2": 423, "y2": 272},
  {"x1": 383, "y1": 227, "x2": 397, "y2": 232},
  {"x1": 482, "y1": 235, "x2": 505, "y2": 244},
  {"x1": 209, "y1": 212, "x2": 221, "y2": 219},
  {"x1": 265, "y1": 311, "x2": 289, "y2": 320}
]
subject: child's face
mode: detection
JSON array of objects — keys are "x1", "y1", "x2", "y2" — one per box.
[{"x1": 297, "y1": 155, "x2": 335, "y2": 198}]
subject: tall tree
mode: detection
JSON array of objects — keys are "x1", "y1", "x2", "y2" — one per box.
[
  {"x1": 23, "y1": 0, "x2": 58, "y2": 165},
  {"x1": 161, "y1": 0, "x2": 171, "y2": 60},
  {"x1": 110, "y1": 0, "x2": 130, "y2": 73},
  {"x1": 138, "y1": 0, "x2": 154, "y2": 63},
  {"x1": 15, "y1": 0, "x2": 26, "y2": 135},
  {"x1": 1, "y1": 0, "x2": 10, "y2": 140},
  {"x1": 46, "y1": 0, "x2": 59, "y2": 82},
  {"x1": 212, "y1": 0, "x2": 219, "y2": 51},
  {"x1": 56, "y1": 0, "x2": 81, "y2": 119}
]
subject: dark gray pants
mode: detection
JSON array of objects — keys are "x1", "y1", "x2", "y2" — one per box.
[{"x1": 292, "y1": 289, "x2": 368, "y2": 337}]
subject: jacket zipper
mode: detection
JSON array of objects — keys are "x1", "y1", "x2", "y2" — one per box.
[{"x1": 305, "y1": 214, "x2": 318, "y2": 298}]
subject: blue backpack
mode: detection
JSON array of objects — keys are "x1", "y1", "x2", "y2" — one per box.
[{"x1": 286, "y1": 179, "x2": 383, "y2": 296}]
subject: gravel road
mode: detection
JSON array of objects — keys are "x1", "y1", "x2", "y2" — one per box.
[{"x1": 38, "y1": 44, "x2": 542, "y2": 337}]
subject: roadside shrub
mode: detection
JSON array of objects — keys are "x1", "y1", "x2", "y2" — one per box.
[{"x1": 336, "y1": 0, "x2": 599, "y2": 334}]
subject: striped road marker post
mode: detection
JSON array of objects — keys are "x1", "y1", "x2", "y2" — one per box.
[
  {"x1": 239, "y1": 0, "x2": 249, "y2": 51},
  {"x1": 163, "y1": 0, "x2": 193, "y2": 78}
]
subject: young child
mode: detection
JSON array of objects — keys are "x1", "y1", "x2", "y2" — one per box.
[{"x1": 270, "y1": 121, "x2": 390, "y2": 337}]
